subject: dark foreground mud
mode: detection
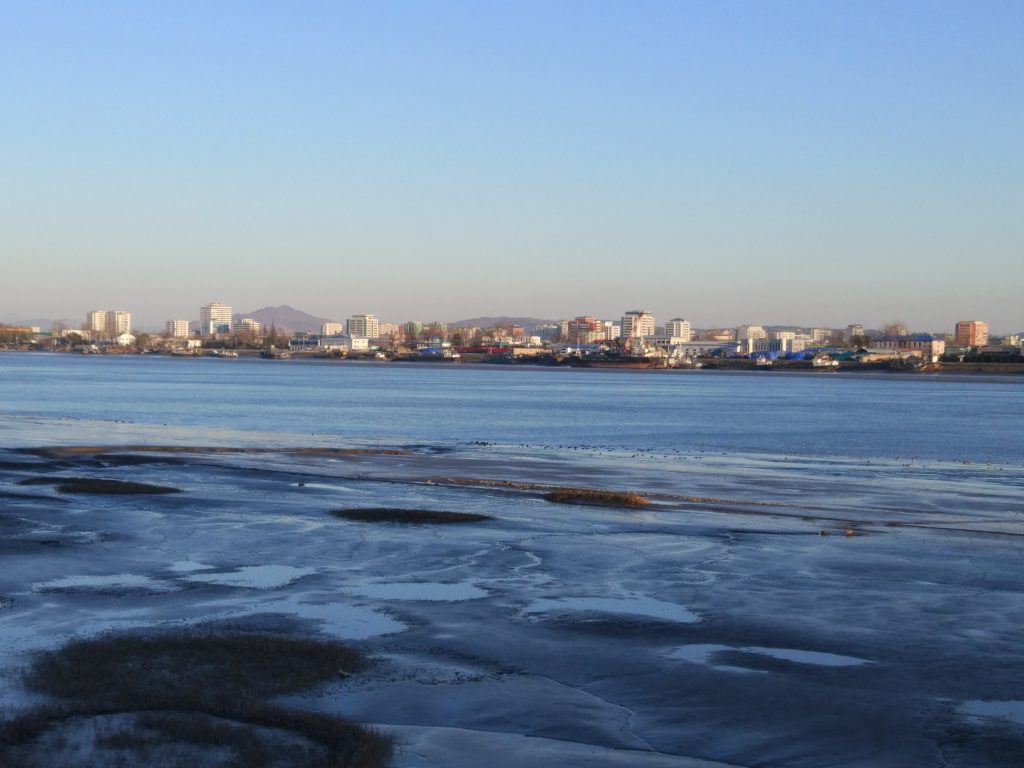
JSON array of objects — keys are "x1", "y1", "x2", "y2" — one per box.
[{"x1": 1, "y1": 444, "x2": 1023, "y2": 767}]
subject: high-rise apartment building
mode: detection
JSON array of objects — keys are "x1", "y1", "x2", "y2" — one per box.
[
  {"x1": 403, "y1": 321, "x2": 424, "y2": 340},
  {"x1": 200, "y1": 302, "x2": 233, "y2": 335},
  {"x1": 846, "y1": 324, "x2": 865, "y2": 343},
  {"x1": 86, "y1": 311, "x2": 108, "y2": 334},
  {"x1": 621, "y1": 310, "x2": 655, "y2": 339},
  {"x1": 106, "y1": 311, "x2": 131, "y2": 336},
  {"x1": 347, "y1": 314, "x2": 380, "y2": 338},
  {"x1": 86, "y1": 310, "x2": 130, "y2": 337},
  {"x1": 954, "y1": 320, "x2": 989, "y2": 347},
  {"x1": 667, "y1": 318, "x2": 692, "y2": 342},
  {"x1": 166, "y1": 320, "x2": 190, "y2": 338},
  {"x1": 321, "y1": 322, "x2": 345, "y2": 336}
]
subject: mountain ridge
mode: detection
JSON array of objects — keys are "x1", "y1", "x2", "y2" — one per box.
[{"x1": 233, "y1": 305, "x2": 334, "y2": 334}]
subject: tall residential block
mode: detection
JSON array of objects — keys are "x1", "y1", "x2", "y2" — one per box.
[
  {"x1": 86, "y1": 310, "x2": 131, "y2": 337},
  {"x1": 321, "y1": 322, "x2": 345, "y2": 336},
  {"x1": 347, "y1": 314, "x2": 380, "y2": 338},
  {"x1": 106, "y1": 311, "x2": 131, "y2": 335},
  {"x1": 86, "y1": 311, "x2": 108, "y2": 334},
  {"x1": 200, "y1": 302, "x2": 233, "y2": 335},
  {"x1": 621, "y1": 310, "x2": 655, "y2": 339},
  {"x1": 667, "y1": 318, "x2": 692, "y2": 342},
  {"x1": 954, "y1": 320, "x2": 989, "y2": 347},
  {"x1": 166, "y1": 319, "x2": 190, "y2": 338}
]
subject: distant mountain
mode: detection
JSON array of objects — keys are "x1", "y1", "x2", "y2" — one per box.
[
  {"x1": 234, "y1": 305, "x2": 334, "y2": 334},
  {"x1": 448, "y1": 316, "x2": 556, "y2": 332},
  {"x1": 0, "y1": 315, "x2": 60, "y2": 329}
]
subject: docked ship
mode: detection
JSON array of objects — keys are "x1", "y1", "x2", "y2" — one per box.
[{"x1": 260, "y1": 346, "x2": 291, "y2": 360}]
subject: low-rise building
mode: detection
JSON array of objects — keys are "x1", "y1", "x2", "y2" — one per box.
[
  {"x1": 567, "y1": 316, "x2": 604, "y2": 344},
  {"x1": 645, "y1": 335, "x2": 690, "y2": 351},
  {"x1": 735, "y1": 324, "x2": 767, "y2": 341},
  {"x1": 811, "y1": 327, "x2": 830, "y2": 344},
  {"x1": 535, "y1": 323, "x2": 562, "y2": 342},
  {"x1": 298, "y1": 335, "x2": 370, "y2": 352},
  {"x1": 749, "y1": 337, "x2": 802, "y2": 354},
  {"x1": 234, "y1": 318, "x2": 262, "y2": 334},
  {"x1": 672, "y1": 340, "x2": 743, "y2": 357},
  {"x1": 873, "y1": 334, "x2": 946, "y2": 362}
]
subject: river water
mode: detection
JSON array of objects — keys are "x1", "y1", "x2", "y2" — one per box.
[{"x1": 1, "y1": 352, "x2": 1021, "y2": 464}]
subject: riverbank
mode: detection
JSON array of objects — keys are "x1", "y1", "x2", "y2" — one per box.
[{"x1": 4, "y1": 347, "x2": 1023, "y2": 377}]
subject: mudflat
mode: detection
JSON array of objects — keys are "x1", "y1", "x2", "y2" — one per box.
[{"x1": 1, "y1": 443, "x2": 1022, "y2": 767}]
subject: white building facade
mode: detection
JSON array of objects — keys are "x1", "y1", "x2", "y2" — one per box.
[
  {"x1": 86, "y1": 311, "x2": 108, "y2": 334},
  {"x1": 347, "y1": 314, "x2": 380, "y2": 338},
  {"x1": 621, "y1": 310, "x2": 655, "y2": 339},
  {"x1": 86, "y1": 310, "x2": 131, "y2": 337},
  {"x1": 234, "y1": 318, "x2": 262, "y2": 334},
  {"x1": 166, "y1": 320, "x2": 190, "y2": 338},
  {"x1": 200, "y1": 302, "x2": 233, "y2": 335},
  {"x1": 667, "y1": 318, "x2": 692, "y2": 342},
  {"x1": 735, "y1": 324, "x2": 767, "y2": 341}
]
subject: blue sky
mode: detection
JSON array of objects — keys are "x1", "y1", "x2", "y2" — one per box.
[{"x1": 2, "y1": 1, "x2": 1022, "y2": 331}]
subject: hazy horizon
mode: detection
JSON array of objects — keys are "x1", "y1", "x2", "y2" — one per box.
[{"x1": 2, "y1": 2, "x2": 1021, "y2": 332}]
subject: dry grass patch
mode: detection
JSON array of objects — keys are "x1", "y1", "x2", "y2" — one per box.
[
  {"x1": 544, "y1": 487, "x2": 650, "y2": 507},
  {"x1": 1, "y1": 630, "x2": 391, "y2": 768},
  {"x1": 330, "y1": 507, "x2": 491, "y2": 524},
  {"x1": 24, "y1": 632, "x2": 364, "y2": 706},
  {"x1": 17, "y1": 476, "x2": 181, "y2": 494}
]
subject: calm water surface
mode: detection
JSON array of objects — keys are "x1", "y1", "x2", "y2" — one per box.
[{"x1": 1, "y1": 353, "x2": 1021, "y2": 464}]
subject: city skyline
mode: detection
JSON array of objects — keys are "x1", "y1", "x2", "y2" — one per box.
[
  {"x1": 2, "y1": 2, "x2": 1022, "y2": 330},
  {"x1": 2, "y1": 299, "x2": 1010, "y2": 342}
]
